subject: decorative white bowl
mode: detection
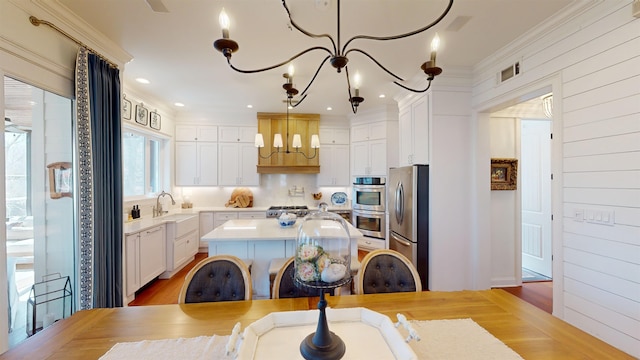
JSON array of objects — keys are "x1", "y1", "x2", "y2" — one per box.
[{"x1": 278, "y1": 217, "x2": 296, "y2": 227}]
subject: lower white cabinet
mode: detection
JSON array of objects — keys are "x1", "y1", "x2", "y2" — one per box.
[
  {"x1": 126, "y1": 225, "x2": 166, "y2": 297},
  {"x1": 357, "y1": 236, "x2": 386, "y2": 251},
  {"x1": 161, "y1": 215, "x2": 199, "y2": 279}
]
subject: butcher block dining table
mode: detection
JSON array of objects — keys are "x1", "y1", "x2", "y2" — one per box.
[{"x1": 0, "y1": 290, "x2": 633, "y2": 359}]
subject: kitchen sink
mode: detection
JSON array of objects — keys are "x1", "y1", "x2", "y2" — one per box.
[{"x1": 157, "y1": 213, "x2": 198, "y2": 238}]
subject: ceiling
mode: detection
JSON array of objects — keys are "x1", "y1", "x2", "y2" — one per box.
[{"x1": 52, "y1": 0, "x2": 570, "y2": 119}]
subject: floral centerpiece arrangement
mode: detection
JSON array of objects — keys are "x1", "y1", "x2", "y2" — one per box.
[{"x1": 296, "y1": 243, "x2": 347, "y2": 284}]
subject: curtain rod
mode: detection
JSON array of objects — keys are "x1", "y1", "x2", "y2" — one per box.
[{"x1": 29, "y1": 16, "x2": 118, "y2": 69}]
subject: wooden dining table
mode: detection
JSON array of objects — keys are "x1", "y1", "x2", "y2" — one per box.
[{"x1": 0, "y1": 290, "x2": 633, "y2": 359}]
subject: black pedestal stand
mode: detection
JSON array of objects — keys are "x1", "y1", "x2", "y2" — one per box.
[{"x1": 299, "y1": 290, "x2": 346, "y2": 360}]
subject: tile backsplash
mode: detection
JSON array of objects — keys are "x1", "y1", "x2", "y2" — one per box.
[{"x1": 123, "y1": 174, "x2": 351, "y2": 219}]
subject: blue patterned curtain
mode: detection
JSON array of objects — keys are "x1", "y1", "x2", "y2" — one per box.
[{"x1": 75, "y1": 48, "x2": 123, "y2": 309}]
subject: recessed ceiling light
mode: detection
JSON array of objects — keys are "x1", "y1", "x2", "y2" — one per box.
[
  {"x1": 174, "y1": 102, "x2": 185, "y2": 107},
  {"x1": 135, "y1": 78, "x2": 150, "y2": 84},
  {"x1": 326, "y1": 107, "x2": 332, "y2": 111},
  {"x1": 379, "y1": 94, "x2": 386, "y2": 98},
  {"x1": 247, "y1": 104, "x2": 253, "y2": 108}
]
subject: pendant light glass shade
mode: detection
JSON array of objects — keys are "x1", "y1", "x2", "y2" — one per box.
[
  {"x1": 311, "y1": 134, "x2": 320, "y2": 149},
  {"x1": 273, "y1": 133, "x2": 284, "y2": 148},
  {"x1": 292, "y1": 134, "x2": 302, "y2": 148},
  {"x1": 254, "y1": 133, "x2": 265, "y2": 148}
]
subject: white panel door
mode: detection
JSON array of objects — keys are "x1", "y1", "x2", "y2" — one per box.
[{"x1": 521, "y1": 120, "x2": 552, "y2": 278}]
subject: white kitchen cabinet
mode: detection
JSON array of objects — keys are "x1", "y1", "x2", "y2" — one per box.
[
  {"x1": 238, "y1": 212, "x2": 266, "y2": 219},
  {"x1": 126, "y1": 225, "x2": 166, "y2": 297},
  {"x1": 218, "y1": 143, "x2": 259, "y2": 186},
  {"x1": 351, "y1": 138, "x2": 387, "y2": 176},
  {"x1": 218, "y1": 126, "x2": 257, "y2": 143},
  {"x1": 398, "y1": 94, "x2": 429, "y2": 166},
  {"x1": 358, "y1": 237, "x2": 386, "y2": 251},
  {"x1": 175, "y1": 142, "x2": 218, "y2": 186},
  {"x1": 218, "y1": 126, "x2": 259, "y2": 186},
  {"x1": 351, "y1": 122, "x2": 386, "y2": 142},
  {"x1": 319, "y1": 127, "x2": 350, "y2": 145},
  {"x1": 161, "y1": 214, "x2": 199, "y2": 279},
  {"x1": 139, "y1": 226, "x2": 166, "y2": 285},
  {"x1": 351, "y1": 121, "x2": 390, "y2": 176},
  {"x1": 317, "y1": 144, "x2": 350, "y2": 186},
  {"x1": 175, "y1": 125, "x2": 218, "y2": 142},
  {"x1": 125, "y1": 233, "x2": 140, "y2": 297}
]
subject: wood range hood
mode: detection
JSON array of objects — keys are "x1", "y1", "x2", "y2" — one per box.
[{"x1": 256, "y1": 112, "x2": 320, "y2": 174}]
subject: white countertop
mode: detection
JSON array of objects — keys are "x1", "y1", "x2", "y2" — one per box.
[
  {"x1": 123, "y1": 213, "x2": 200, "y2": 235},
  {"x1": 123, "y1": 206, "x2": 352, "y2": 236},
  {"x1": 202, "y1": 218, "x2": 362, "y2": 242}
]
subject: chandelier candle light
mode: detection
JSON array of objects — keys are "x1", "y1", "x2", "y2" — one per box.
[{"x1": 213, "y1": 0, "x2": 454, "y2": 114}]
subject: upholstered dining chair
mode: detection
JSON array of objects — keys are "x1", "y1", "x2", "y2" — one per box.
[
  {"x1": 355, "y1": 249, "x2": 422, "y2": 294},
  {"x1": 271, "y1": 257, "x2": 323, "y2": 299},
  {"x1": 178, "y1": 254, "x2": 252, "y2": 304}
]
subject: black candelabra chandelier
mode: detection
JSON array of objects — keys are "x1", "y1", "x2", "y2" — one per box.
[{"x1": 213, "y1": 0, "x2": 453, "y2": 114}]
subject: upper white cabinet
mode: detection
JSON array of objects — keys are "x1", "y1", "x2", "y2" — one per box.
[
  {"x1": 351, "y1": 122, "x2": 389, "y2": 176},
  {"x1": 218, "y1": 126, "x2": 259, "y2": 186},
  {"x1": 175, "y1": 142, "x2": 218, "y2": 186},
  {"x1": 398, "y1": 94, "x2": 429, "y2": 166},
  {"x1": 218, "y1": 126, "x2": 257, "y2": 143},
  {"x1": 175, "y1": 125, "x2": 218, "y2": 142},
  {"x1": 175, "y1": 125, "x2": 218, "y2": 186},
  {"x1": 319, "y1": 127, "x2": 350, "y2": 145},
  {"x1": 317, "y1": 127, "x2": 350, "y2": 186},
  {"x1": 317, "y1": 144, "x2": 350, "y2": 186}
]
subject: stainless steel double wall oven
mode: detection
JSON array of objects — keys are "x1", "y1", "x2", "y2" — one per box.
[{"x1": 352, "y1": 177, "x2": 386, "y2": 240}]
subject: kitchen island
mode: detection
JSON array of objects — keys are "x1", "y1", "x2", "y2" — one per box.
[{"x1": 202, "y1": 218, "x2": 362, "y2": 298}]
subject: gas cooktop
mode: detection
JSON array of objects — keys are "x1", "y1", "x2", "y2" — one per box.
[{"x1": 266, "y1": 205, "x2": 309, "y2": 218}]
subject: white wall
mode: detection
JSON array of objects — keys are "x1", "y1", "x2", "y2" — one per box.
[
  {"x1": 427, "y1": 84, "x2": 474, "y2": 291},
  {"x1": 472, "y1": 1, "x2": 640, "y2": 356},
  {"x1": 489, "y1": 117, "x2": 520, "y2": 287}
]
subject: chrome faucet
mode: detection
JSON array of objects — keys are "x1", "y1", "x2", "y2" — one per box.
[{"x1": 153, "y1": 190, "x2": 176, "y2": 217}]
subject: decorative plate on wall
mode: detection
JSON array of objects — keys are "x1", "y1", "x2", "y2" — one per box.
[{"x1": 331, "y1": 192, "x2": 347, "y2": 206}]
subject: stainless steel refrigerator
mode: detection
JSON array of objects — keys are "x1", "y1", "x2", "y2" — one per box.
[{"x1": 388, "y1": 165, "x2": 428, "y2": 289}]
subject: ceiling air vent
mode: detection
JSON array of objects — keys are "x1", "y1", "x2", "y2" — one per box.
[{"x1": 499, "y1": 61, "x2": 520, "y2": 83}]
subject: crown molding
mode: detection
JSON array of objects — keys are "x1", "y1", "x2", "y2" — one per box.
[
  {"x1": 474, "y1": 0, "x2": 602, "y2": 75},
  {"x1": 20, "y1": 0, "x2": 132, "y2": 67}
]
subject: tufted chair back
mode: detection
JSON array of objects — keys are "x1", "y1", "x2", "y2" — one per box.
[
  {"x1": 272, "y1": 257, "x2": 323, "y2": 299},
  {"x1": 355, "y1": 249, "x2": 422, "y2": 294},
  {"x1": 178, "y1": 255, "x2": 252, "y2": 304}
]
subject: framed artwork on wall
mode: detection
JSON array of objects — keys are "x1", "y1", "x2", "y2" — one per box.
[
  {"x1": 149, "y1": 111, "x2": 161, "y2": 130},
  {"x1": 490, "y1": 158, "x2": 518, "y2": 190},
  {"x1": 135, "y1": 104, "x2": 148, "y2": 126},
  {"x1": 47, "y1": 162, "x2": 73, "y2": 199},
  {"x1": 122, "y1": 95, "x2": 132, "y2": 120}
]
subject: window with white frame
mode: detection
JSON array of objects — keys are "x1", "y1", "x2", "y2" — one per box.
[{"x1": 122, "y1": 129, "x2": 165, "y2": 198}]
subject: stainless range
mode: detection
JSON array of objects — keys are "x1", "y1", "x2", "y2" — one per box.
[{"x1": 266, "y1": 205, "x2": 310, "y2": 218}]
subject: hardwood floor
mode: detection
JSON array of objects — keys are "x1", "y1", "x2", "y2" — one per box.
[
  {"x1": 128, "y1": 252, "x2": 208, "y2": 306},
  {"x1": 500, "y1": 281, "x2": 553, "y2": 314},
  {"x1": 130, "y1": 251, "x2": 553, "y2": 315}
]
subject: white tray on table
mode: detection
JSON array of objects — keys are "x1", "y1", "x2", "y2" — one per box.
[{"x1": 237, "y1": 307, "x2": 417, "y2": 359}]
